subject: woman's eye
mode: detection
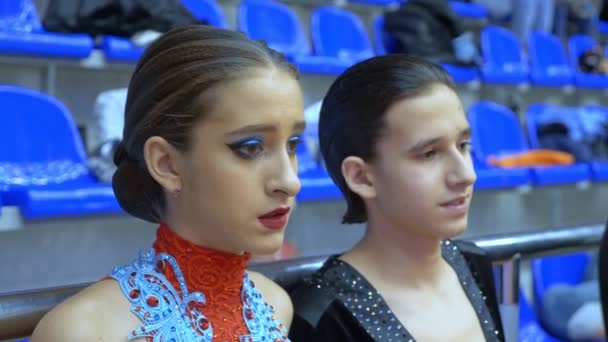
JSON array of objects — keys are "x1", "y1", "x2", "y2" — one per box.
[
  {"x1": 287, "y1": 136, "x2": 302, "y2": 155},
  {"x1": 228, "y1": 138, "x2": 265, "y2": 159}
]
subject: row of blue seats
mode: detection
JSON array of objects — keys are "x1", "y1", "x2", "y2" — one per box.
[
  {"x1": 239, "y1": 0, "x2": 608, "y2": 86},
  {"x1": 2, "y1": 84, "x2": 608, "y2": 219},
  {"x1": 471, "y1": 102, "x2": 608, "y2": 189},
  {"x1": 0, "y1": 0, "x2": 225, "y2": 60},
  {"x1": 0, "y1": 0, "x2": 484, "y2": 63},
  {"x1": 379, "y1": 15, "x2": 608, "y2": 88},
  {"x1": 6, "y1": 0, "x2": 608, "y2": 89},
  {"x1": 0, "y1": 85, "x2": 122, "y2": 220}
]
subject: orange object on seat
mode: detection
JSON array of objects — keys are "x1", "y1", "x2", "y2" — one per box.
[{"x1": 487, "y1": 150, "x2": 575, "y2": 168}]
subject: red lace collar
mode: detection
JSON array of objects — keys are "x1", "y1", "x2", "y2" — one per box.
[{"x1": 152, "y1": 223, "x2": 252, "y2": 339}]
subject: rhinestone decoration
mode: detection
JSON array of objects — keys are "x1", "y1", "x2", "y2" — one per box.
[
  {"x1": 111, "y1": 249, "x2": 289, "y2": 341},
  {"x1": 306, "y1": 240, "x2": 501, "y2": 341}
]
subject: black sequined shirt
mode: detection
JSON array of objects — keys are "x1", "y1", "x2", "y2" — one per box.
[{"x1": 288, "y1": 240, "x2": 505, "y2": 342}]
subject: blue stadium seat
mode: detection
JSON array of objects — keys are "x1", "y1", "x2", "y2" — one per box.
[
  {"x1": 440, "y1": 63, "x2": 480, "y2": 84},
  {"x1": 0, "y1": 85, "x2": 122, "y2": 219},
  {"x1": 480, "y1": 26, "x2": 529, "y2": 85},
  {"x1": 0, "y1": 0, "x2": 93, "y2": 59},
  {"x1": 519, "y1": 289, "x2": 564, "y2": 342},
  {"x1": 590, "y1": 160, "x2": 608, "y2": 182},
  {"x1": 568, "y1": 35, "x2": 608, "y2": 89},
  {"x1": 469, "y1": 102, "x2": 531, "y2": 190},
  {"x1": 532, "y1": 253, "x2": 590, "y2": 321},
  {"x1": 239, "y1": 0, "x2": 351, "y2": 75},
  {"x1": 372, "y1": 15, "x2": 479, "y2": 83},
  {"x1": 449, "y1": 1, "x2": 488, "y2": 19},
  {"x1": 310, "y1": 6, "x2": 374, "y2": 70},
  {"x1": 238, "y1": 0, "x2": 308, "y2": 56},
  {"x1": 469, "y1": 101, "x2": 589, "y2": 186},
  {"x1": 102, "y1": 0, "x2": 227, "y2": 62},
  {"x1": 526, "y1": 104, "x2": 593, "y2": 184},
  {"x1": 372, "y1": 15, "x2": 394, "y2": 56},
  {"x1": 473, "y1": 158, "x2": 530, "y2": 190},
  {"x1": 469, "y1": 102, "x2": 529, "y2": 159},
  {"x1": 101, "y1": 37, "x2": 145, "y2": 62},
  {"x1": 527, "y1": 31, "x2": 574, "y2": 87}
]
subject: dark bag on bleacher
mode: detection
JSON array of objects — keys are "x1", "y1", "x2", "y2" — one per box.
[
  {"x1": 537, "y1": 122, "x2": 595, "y2": 163},
  {"x1": 42, "y1": 0, "x2": 205, "y2": 38},
  {"x1": 384, "y1": 0, "x2": 470, "y2": 65}
]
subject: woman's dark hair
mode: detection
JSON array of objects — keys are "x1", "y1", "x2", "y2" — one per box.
[
  {"x1": 318, "y1": 54, "x2": 454, "y2": 224},
  {"x1": 112, "y1": 25, "x2": 298, "y2": 223}
]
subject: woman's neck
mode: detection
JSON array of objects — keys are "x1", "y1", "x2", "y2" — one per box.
[{"x1": 163, "y1": 211, "x2": 244, "y2": 255}]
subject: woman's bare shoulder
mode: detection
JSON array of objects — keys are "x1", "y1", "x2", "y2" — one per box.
[
  {"x1": 31, "y1": 279, "x2": 140, "y2": 342},
  {"x1": 248, "y1": 271, "x2": 293, "y2": 329}
]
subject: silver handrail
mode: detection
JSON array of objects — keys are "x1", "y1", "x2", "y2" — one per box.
[
  {"x1": 470, "y1": 224, "x2": 604, "y2": 262},
  {"x1": 0, "y1": 224, "x2": 605, "y2": 340},
  {"x1": 0, "y1": 283, "x2": 90, "y2": 340}
]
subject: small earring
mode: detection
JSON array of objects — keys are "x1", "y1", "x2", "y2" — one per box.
[{"x1": 172, "y1": 188, "x2": 181, "y2": 198}]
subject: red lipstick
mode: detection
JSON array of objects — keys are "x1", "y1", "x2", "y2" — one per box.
[{"x1": 258, "y1": 207, "x2": 290, "y2": 230}]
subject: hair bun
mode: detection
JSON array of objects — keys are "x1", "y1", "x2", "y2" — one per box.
[{"x1": 112, "y1": 157, "x2": 162, "y2": 223}]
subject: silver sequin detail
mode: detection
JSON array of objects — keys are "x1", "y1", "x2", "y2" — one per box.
[{"x1": 307, "y1": 239, "x2": 502, "y2": 341}]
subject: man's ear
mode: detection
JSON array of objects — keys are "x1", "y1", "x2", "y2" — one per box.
[{"x1": 341, "y1": 156, "x2": 376, "y2": 200}]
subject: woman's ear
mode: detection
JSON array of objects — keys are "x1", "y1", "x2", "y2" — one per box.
[
  {"x1": 143, "y1": 136, "x2": 183, "y2": 194},
  {"x1": 341, "y1": 156, "x2": 376, "y2": 200}
]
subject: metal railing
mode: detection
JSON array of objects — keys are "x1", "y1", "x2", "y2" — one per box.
[
  {"x1": 0, "y1": 224, "x2": 605, "y2": 341},
  {"x1": 471, "y1": 224, "x2": 605, "y2": 342}
]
